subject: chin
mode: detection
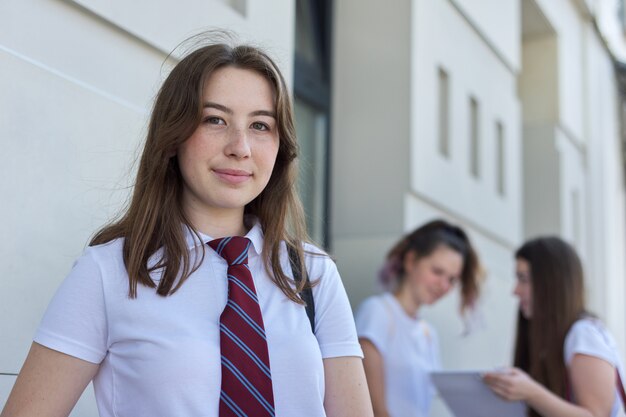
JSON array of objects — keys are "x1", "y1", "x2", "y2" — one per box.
[{"x1": 426, "y1": 296, "x2": 441, "y2": 306}]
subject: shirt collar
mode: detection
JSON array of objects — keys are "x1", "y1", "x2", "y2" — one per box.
[{"x1": 183, "y1": 217, "x2": 264, "y2": 256}]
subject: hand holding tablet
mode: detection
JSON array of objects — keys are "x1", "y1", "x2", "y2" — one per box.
[{"x1": 430, "y1": 370, "x2": 528, "y2": 417}]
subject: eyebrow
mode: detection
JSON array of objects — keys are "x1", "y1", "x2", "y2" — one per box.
[{"x1": 203, "y1": 102, "x2": 276, "y2": 119}]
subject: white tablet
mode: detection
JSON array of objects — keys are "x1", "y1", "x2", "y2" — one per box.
[{"x1": 430, "y1": 370, "x2": 527, "y2": 417}]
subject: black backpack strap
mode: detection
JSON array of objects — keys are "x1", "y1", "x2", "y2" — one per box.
[{"x1": 287, "y1": 244, "x2": 315, "y2": 333}]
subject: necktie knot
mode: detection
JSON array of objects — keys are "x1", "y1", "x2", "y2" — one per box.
[{"x1": 209, "y1": 236, "x2": 251, "y2": 266}]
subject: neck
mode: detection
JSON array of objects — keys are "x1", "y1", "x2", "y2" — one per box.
[
  {"x1": 184, "y1": 204, "x2": 247, "y2": 238},
  {"x1": 393, "y1": 284, "x2": 421, "y2": 318}
]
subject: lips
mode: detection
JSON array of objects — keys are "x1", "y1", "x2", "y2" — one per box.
[{"x1": 212, "y1": 168, "x2": 252, "y2": 185}]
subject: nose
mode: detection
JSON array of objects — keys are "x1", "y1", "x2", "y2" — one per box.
[{"x1": 224, "y1": 126, "x2": 251, "y2": 159}]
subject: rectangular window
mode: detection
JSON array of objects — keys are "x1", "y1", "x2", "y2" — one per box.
[
  {"x1": 438, "y1": 67, "x2": 450, "y2": 157},
  {"x1": 470, "y1": 96, "x2": 480, "y2": 177},
  {"x1": 294, "y1": 98, "x2": 328, "y2": 245},
  {"x1": 496, "y1": 121, "x2": 505, "y2": 195}
]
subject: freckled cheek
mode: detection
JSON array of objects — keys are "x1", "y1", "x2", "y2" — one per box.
[
  {"x1": 178, "y1": 140, "x2": 202, "y2": 164},
  {"x1": 257, "y1": 146, "x2": 280, "y2": 172},
  {"x1": 192, "y1": 140, "x2": 219, "y2": 155}
]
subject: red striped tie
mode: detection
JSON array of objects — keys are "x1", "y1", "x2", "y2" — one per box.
[{"x1": 209, "y1": 237, "x2": 275, "y2": 417}]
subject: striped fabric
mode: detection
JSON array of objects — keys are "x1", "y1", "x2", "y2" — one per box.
[{"x1": 209, "y1": 237, "x2": 275, "y2": 417}]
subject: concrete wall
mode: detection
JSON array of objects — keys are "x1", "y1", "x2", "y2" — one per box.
[
  {"x1": 333, "y1": 1, "x2": 625, "y2": 416},
  {"x1": 451, "y1": 0, "x2": 521, "y2": 71},
  {"x1": 583, "y1": 14, "x2": 626, "y2": 350},
  {"x1": 534, "y1": 0, "x2": 587, "y2": 144},
  {"x1": 0, "y1": 0, "x2": 294, "y2": 413},
  {"x1": 520, "y1": 0, "x2": 626, "y2": 351},
  {"x1": 331, "y1": 0, "x2": 412, "y2": 306},
  {"x1": 596, "y1": 0, "x2": 626, "y2": 61},
  {"x1": 520, "y1": 35, "x2": 559, "y2": 125},
  {"x1": 411, "y1": 0, "x2": 522, "y2": 245}
]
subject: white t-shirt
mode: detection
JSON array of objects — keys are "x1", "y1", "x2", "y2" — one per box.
[
  {"x1": 34, "y1": 222, "x2": 362, "y2": 417},
  {"x1": 564, "y1": 318, "x2": 625, "y2": 417},
  {"x1": 355, "y1": 293, "x2": 441, "y2": 417}
]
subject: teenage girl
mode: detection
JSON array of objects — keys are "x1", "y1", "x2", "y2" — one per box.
[
  {"x1": 484, "y1": 236, "x2": 625, "y2": 417},
  {"x1": 2, "y1": 40, "x2": 373, "y2": 417},
  {"x1": 356, "y1": 219, "x2": 482, "y2": 417}
]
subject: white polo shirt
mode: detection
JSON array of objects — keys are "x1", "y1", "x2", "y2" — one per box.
[
  {"x1": 34, "y1": 222, "x2": 362, "y2": 417},
  {"x1": 356, "y1": 293, "x2": 441, "y2": 417}
]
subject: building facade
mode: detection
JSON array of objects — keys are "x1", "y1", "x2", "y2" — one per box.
[
  {"x1": 1, "y1": 0, "x2": 625, "y2": 415},
  {"x1": 333, "y1": 0, "x2": 626, "y2": 415}
]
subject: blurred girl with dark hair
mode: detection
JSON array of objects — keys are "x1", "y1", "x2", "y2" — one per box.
[
  {"x1": 484, "y1": 236, "x2": 625, "y2": 417},
  {"x1": 355, "y1": 219, "x2": 483, "y2": 417}
]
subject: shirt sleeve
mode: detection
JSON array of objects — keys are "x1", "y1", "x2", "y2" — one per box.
[
  {"x1": 564, "y1": 319, "x2": 617, "y2": 367},
  {"x1": 307, "y1": 249, "x2": 363, "y2": 359},
  {"x1": 34, "y1": 246, "x2": 108, "y2": 364},
  {"x1": 355, "y1": 296, "x2": 390, "y2": 356}
]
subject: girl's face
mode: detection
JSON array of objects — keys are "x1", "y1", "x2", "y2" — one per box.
[
  {"x1": 403, "y1": 245, "x2": 463, "y2": 306},
  {"x1": 513, "y1": 258, "x2": 533, "y2": 318},
  {"x1": 177, "y1": 66, "x2": 280, "y2": 225}
]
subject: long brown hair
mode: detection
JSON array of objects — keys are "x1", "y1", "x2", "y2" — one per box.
[
  {"x1": 379, "y1": 219, "x2": 483, "y2": 313},
  {"x1": 91, "y1": 41, "x2": 309, "y2": 302},
  {"x1": 513, "y1": 236, "x2": 586, "y2": 416}
]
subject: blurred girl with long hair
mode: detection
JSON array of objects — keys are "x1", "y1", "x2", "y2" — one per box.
[
  {"x1": 484, "y1": 236, "x2": 625, "y2": 417},
  {"x1": 355, "y1": 219, "x2": 483, "y2": 417}
]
